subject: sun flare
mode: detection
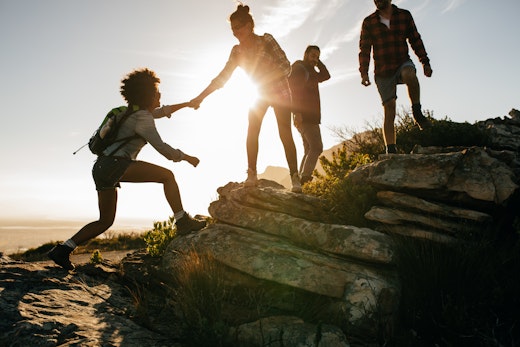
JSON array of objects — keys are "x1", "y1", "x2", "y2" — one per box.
[{"x1": 225, "y1": 69, "x2": 259, "y2": 109}]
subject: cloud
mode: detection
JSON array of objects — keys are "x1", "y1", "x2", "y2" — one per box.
[
  {"x1": 442, "y1": 0, "x2": 468, "y2": 13},
  {"x1": 255, "y1": 0, "x2": 319, "y2": 38},
  {"x1": 323, "y1": 67, "x2": 359, "y2": 86},
  {"x1": 312, "y1": 0, "x2": 346, "y2": 21}
]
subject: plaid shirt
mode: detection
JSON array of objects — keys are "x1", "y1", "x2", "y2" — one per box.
[
  {"x1": 359, "y1": 5, "x2": 430, "y2": 77},
  {"x1": 210, "y1": 33, "x2": 291, "y2": 103}
]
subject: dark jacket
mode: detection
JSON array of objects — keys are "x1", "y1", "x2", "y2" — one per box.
[{"x1": 289, "y1": 60, "x2": 330, "y2": 124}]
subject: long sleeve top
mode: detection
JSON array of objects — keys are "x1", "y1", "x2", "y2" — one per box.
[
  {"x1": 289, "y1": 60, "x2": 330, "y2": 124},
  {"x1": 359, "y1": 4, "x2": 430, "y2": 78},
  {"x1": 103, "y1": 106, "x2": 184, "y2": 161},
  {"x1": 208, "y1": 33, "x2": 292, "y2": 102}
]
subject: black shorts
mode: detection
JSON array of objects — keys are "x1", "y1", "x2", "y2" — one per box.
[{"x1": 92, "y1": 156, "x2": 133, "y2": 191}]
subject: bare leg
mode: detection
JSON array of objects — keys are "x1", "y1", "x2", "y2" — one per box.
[
  {"x1": 383, "y1": 98, "x2": 397, "y2": 146},
  {"x1": 401, "y1": 66, "x2": 420, "y2": 104},
  {"x1": 247, "y1": 101, "x2": 268, "y2": 171},
  {"x1": 120, "y1": 160, "x2": 184, "y2": 213},
  {"x1": 401, "y1": 65, "x2": 431, "y2": 129},
  {"x1": 71, "y1": 189, "x2": 117, "y2": 245}
]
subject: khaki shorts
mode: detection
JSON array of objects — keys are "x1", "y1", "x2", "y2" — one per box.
[{"x1": 375, "y1": 59, "x2": 416, "y2": 104}]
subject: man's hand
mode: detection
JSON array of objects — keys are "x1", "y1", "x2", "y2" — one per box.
[
  {"x1": 424, "y1": 64, "x2": 433, "y2": 77},
  {"x1": 361, "y1": 74, "x2": 371, "y2": 86},
  {"x1": 183, "y1": 154, "x2": 200, "y2": 167}
]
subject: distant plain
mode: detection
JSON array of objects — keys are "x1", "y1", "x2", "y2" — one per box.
[{"x1": 0, "y1": 218, "x2": 151, "y2": 255}]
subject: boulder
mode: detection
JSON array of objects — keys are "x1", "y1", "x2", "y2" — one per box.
[
  {"x1": 230, "y1": 316, "x2": 350, "y2": 347},
  {"x1": 347, "y1": 147, "x2": 518, "y2": 241},
  {"x1": 161, "y1": 180, "x2": 399, "y2": 339}
]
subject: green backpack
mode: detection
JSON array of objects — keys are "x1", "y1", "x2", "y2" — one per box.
[{"x1": 86, "y1": 105, "x2": 140, "y2": 156}]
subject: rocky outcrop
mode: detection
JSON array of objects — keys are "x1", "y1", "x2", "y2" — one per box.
[
  {"x1": 162, "y1": 180, "x2": 399, "y2": 342},
  {"x1": 160, "y1": 110, "x2": 520, "y2": 343},
  {"x1": 230, "y1": 316, "x2": 350, "y2": 347},
  {"x1": 0, "y1": 254, "x2": 174, "y2": 347},
  {"x1": 350, "y1": 146, "x2": 519, "y2": 242},
  {"x1": 476, "y1": 108, "x2": 520, "y2": 152}
]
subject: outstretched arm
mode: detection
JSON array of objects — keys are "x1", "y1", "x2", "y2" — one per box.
[
  {"x1": 152, "y1": 102, "x2": 192, "y2": 119},
  {"x1": 189, "y1": 85, "x2": 218, "y2": 110},
  {"x1": 166, "y1": 102, "x2": 191, "y2": 114},
  {"x1": 190, "y1": 47, "x2": 238, "y2": 110}
]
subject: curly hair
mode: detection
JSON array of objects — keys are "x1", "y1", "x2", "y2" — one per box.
[
  {"x1": 229, "y1": 2, "x2": 254, "y2": 28},
  {"x1": 120, "y1": 68, "x2": 160, "y2": 109}
]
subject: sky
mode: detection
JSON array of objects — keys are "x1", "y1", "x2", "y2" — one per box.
[{"x1": 1, "y1": 0, "x2": 519, "y2": 228}]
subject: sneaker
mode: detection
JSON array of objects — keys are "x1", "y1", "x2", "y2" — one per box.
[
  {"x1": 291, "y1": 173, "x2": 302, "y2": 193},
  {"x1": 412, "y1": 107, "x2": 432, "y2": 130},
  {"x1": 244, "y1": 169, "x2": 257, "y2": 187},
  {"x1": 176, "y1": 213, "x2": 206, "y2": 236},
  {"x1": 47, "y1": 244, "x2": 75, "y2": 271}
]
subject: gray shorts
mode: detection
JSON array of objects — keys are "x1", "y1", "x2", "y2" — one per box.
[
  {"x1": 92, "y1": 156, "x2": 133, "y2": 191},
  {"x1": 375, "y1": 59, "x2": 416, "y2": 104}
]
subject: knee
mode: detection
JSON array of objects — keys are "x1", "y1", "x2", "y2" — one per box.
[
  {"x1": 311, "y1": 146, "x2": 323, "y2": 156},
  {"x1": 278, "y1": 123, "x2": 293, "y2": 140},
  {"x1": 162, "y1": 169, "x2": 176, "y2": 184},
  {"x1": 316, "y1": 142, "x2": 323, "y2": 153},
  {"x1": 401, "y1": 67, "x2": 418, "y2": 83},
  {"x1": 98, "y1": 216, "x2": 115, "y2": 230},
  {"x1": 247, "y1": 125, "x2": 261, "y2": 140},
  {"x1": 383, "y1": 99, "x2": 396, "y2": 114}
]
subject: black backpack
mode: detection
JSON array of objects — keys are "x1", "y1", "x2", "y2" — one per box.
[{"x1": 87, "y1": 105, "x2": 140, "y2": 156}]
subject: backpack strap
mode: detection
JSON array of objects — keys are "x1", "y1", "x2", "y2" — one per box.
[{"x1": 104, "y1": 105, "x2": 142, "y2": 156}]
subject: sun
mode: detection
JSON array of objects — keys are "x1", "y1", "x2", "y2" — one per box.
[{"x1": 223, "y1": 69, "x2": 259, "y2": 109}]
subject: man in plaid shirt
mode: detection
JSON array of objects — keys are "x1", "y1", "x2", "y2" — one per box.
[{"x1": 359, "y1": 0, "x2": 433, "y2": 154}]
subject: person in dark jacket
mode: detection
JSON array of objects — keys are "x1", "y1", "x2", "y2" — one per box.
[
  {"x1": 359, "y1": 0, "x2": 433, "y2": 154},
  {"x1": 289, "y1": 45, "x2": 330, "y2": 184}
]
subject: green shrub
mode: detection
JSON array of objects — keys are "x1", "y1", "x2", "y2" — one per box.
[
  {"x1": 332, "y1": 108, "x2": 491, "y2": 157},
  {"x1": 81, "y1": 231, "x2": 146, "y2": 253},
  {"x1": 304, "y1": 144, "x2": 377, "y2": 226},
  {"x1": 142, "y1": 216, "x2": 177, "y2": 257},
  {"x1": 396, "y1": 111, "x2": 490, "y2": 154},
  {"x1": 89, "y1": 249, "x2": 103, "y2": 264}
]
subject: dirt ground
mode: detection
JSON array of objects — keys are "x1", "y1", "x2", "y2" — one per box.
[{"x1": 40, "y1": 250, "x2": 136, "y2": 268}]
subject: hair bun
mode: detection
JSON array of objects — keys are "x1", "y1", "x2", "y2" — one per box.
[{"x1": 237, "y1": 4, "x2": 250, "y2": 14}]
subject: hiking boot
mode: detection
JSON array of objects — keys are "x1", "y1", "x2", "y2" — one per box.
[
  {"x1": 386, "y1": 144, "x2": 397, "y2": 154},
  {"x1": 291, "y1": 173, "x2": 302, "y2": 193},
  {"x1": 47, "y1": 244, "x2": 75, "y2": 271},
  {"x1": 176, "y1": 213, "x2": 206, "y2": 236},
  {"x1": 244, "y1": 169, "x2": 258, "y2": 187},
  {"x1": 412, "y1": 106, "x2": 432, "y2": 130}
]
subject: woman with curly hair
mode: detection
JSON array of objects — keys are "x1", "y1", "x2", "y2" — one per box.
[
  {"x1": 190, "y1": 3, "x2": 302, "y2": 193},
  {"x1": 48, "y1": 68, "x2": 206, "y2": 271}
]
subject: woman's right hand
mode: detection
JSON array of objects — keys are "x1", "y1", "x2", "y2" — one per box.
[{"x1": 189, "y1": 97, "x2": 202, "y2": 110}]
